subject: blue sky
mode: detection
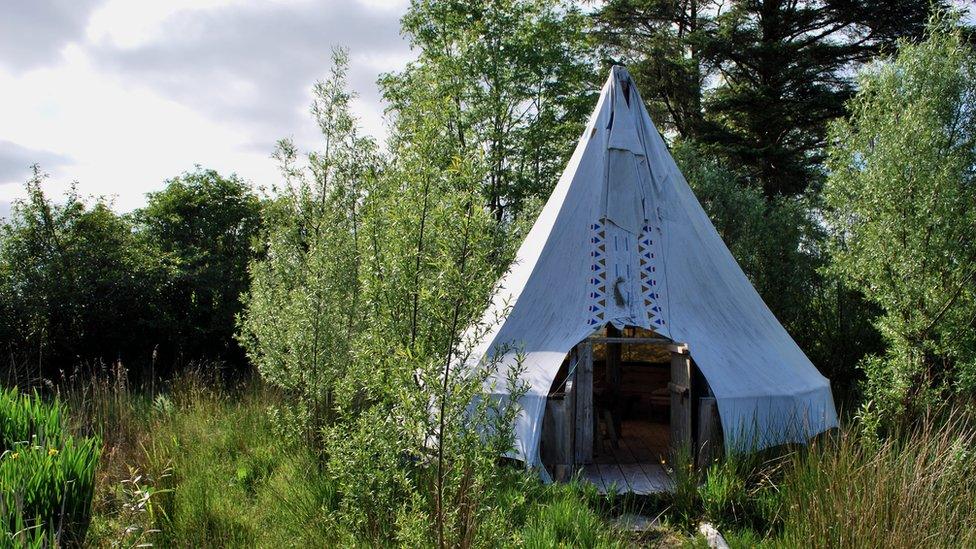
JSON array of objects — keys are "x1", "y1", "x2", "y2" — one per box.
[{"x1": 0, "y1": 0, "x2": 413, "y2": 217}]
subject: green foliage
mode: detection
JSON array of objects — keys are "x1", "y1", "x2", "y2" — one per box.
[
  {"x1": 0, "y1": 387, "x2": 101, "y2": 546},
  {"x1": 593, "y1": 0, "x2": 947, "y2": 197},
  {"x1": 0, "y1": 164, "x2": 261, "y2": 383},
  {"x1": 774, "y1": 413, "x2": 976, "y2": 547},
  {"x1": 80, "y1": 377, "x2": 627, "y2": 547},
  {"x1": 134, "y1": 167, "x2": 262, "y2": 366},
  {"x1": 0, "y1": 387, "x2": 63, "y2": 451},
  {"x1": 385, "y1": 0, "x2": 596, "y2": 223},
  {"x1": 76, "y1": 376, "x2": 976, "y2": 548},
  {"x1": 824, "y1": 14, "x2": 976, "y2": 425},
  {"x1": 697, "y1": 452, "x2": 782, "y2": 535},
  {"x1": 519, "y1": 488, "x2": 625, "y2": 549},
  {"x1": 652, "y1": 410, "x2": 976, "y2": 547},
  {"x1": 242, "y1": 48, "x2": 532, "y2": 546},
  {"x1": 0, "y1": 171, "x2": 172, "y2": 381},
  {"x1": 240, "y1": 48, "x2": 373, "y2": 449}
]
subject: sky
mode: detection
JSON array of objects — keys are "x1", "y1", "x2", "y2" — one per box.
[
  {"x1": 2, "y1": 1, "x2": 973, "y2": 222},
  {"x1": 0, "y1": 0, "x2": 415, "y2": 219}
]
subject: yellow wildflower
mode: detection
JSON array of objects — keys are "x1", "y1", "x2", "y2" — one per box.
[
  {"x1": 11, "y1": 452, "x2": 19, "y2": 460},
  {"x1": 48, "y1": 448, "x2": 59, "y2": 457}
]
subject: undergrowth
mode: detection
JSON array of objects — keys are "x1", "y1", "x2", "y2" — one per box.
[
  {"x1": 59, "y1": 369, "x2": 976, "y2": 548},
  {"x1": 0, "y1": 387, "x2": 101, "y2": 546},
  {"x1": 79, "y1": 373, "x2": 633, "y2": 547}
]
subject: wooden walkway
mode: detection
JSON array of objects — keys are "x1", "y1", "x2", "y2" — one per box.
[{"x1": 581, "y1": 420, "x2": 673, "y2": 495}]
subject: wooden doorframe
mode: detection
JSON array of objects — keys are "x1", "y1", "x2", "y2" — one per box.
[
  {"x1": 668, "y1": 343, "x2": 692, "y2": 453},
  {"x1": 545, "y1": 335, "x2": 723, "y2": 481},
  {"x1": 575, "y1": 336, "x2": 693, "y2": 460}
]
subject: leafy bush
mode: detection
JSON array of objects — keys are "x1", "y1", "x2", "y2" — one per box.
[
  {"x1": 0, "y1": 174, "x2": 172, "y2": 383},
  {"x1": 0, "y1": 388, "x2": 101, "y2": 546},
  {"x1": 824, "y1": 13, "x2": 976, "y2": 426},
  {"x1": 133, "y1": 168, "x2": 262, "y2": 369}
]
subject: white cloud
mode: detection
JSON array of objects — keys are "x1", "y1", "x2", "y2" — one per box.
[
  {"x1": 85, "y1": 0, "x2": 250, "y2": 49},
  {"x1": 0, "y1": 0, "x2": 413, "y2": 212},
  {"x1": 0, "y1": 44, "x2": 277, "y2": 210}
]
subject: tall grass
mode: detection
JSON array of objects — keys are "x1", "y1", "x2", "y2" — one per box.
[
  {"x1": 74, "y1": 370, "x2": 633, "y2": 547},
  {"x1": 678, "y1": 408, "x2": 976, "y2": 548},
  {"x1": 73, "y1": 363, "x2": 976, "y2": 547},
  {"x1": 775, "y1": 411, "x2": 976, "y2": 547}
]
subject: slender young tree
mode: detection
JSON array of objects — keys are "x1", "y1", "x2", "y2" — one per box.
[{"x1": 240, "y1": 48, "x2": 374, "y2": 451}]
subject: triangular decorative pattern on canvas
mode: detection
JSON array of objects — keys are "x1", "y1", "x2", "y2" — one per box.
[
  {"x1": 639, "y1": 223, "x2": 666, "y2": 329},
  {"x1": 587, "y1": 221, "x2": 607, "y2": 326}
]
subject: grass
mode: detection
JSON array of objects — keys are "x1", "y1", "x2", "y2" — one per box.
[
  {"x1": 673, "y1": 410, "x2": 976, "y2": 548},
  {"x1": 773, "y1": 411, "x2": 976, "y2": 547},
  {"x1": 0, "y1": 387, "x2": 101, "y2": 546},
  {"x1": 76, "y1": 371, "x2": 638, "y2": 547},
  {"x1": 22, "y1": 367, "x2": 976, "y2": 547}
]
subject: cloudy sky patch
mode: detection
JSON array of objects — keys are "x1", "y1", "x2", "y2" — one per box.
[{"x1": 0, "y1": 0, "x2": 412, "y2": 211}]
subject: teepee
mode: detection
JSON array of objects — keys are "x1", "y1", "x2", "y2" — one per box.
[{"x1": 468, "y1": 66, "x2": 837, "y2": 475}]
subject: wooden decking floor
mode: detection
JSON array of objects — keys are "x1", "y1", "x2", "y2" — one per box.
[{"x1": 581, "y1": 420, "x2": 673, "y2": 495}]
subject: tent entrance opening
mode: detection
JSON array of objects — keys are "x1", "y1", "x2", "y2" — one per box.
[{"x1": 540, "y1": 325, "x2": 692, "y2": 494}]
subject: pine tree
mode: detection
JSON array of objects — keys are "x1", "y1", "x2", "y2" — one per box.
[{"x1": 593, "y1": 0, "x2": 947, "y2": 196}]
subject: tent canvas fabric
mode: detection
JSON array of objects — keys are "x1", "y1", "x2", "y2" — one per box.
[{"x1": 467, "y1": 66, "x2": 838, "y2": 476}]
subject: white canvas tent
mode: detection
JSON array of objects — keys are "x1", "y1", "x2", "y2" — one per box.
[{"x1": 468, "y1": 66, "x2": 838, "y2": 475}]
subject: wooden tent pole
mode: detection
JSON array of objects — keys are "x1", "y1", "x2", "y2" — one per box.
[
  {"x1": 605, "y1": 325, "x2": 623, "y2": 437},
  {"x1": 575, "y1": 341, "x2": 594, "y2": 464},
  {"x1": 670, "y1": 344, "x2": 692, "y2": 453}
]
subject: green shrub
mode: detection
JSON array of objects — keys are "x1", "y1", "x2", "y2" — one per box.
[
  {"x1": 0, "y1": 388, "x2": 101, "y2": 546},
  {"x1": 0, "y1": 388, "x2": 64, "y2": 451},
  {"x1": 824, "y1": 12, "x2": 976, "y2": 426}
]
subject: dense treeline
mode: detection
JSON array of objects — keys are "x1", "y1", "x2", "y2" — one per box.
[{"x1": 0, "y1": 167, "x2": 261, "y2": 385}]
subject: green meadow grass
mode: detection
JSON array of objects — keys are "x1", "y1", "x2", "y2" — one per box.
[
  {"x1": 81, "y1": 376, "x2": 635, "y2": 547},
  {"x1": 57, "y1": 372, "x2": 976, "y2": 547}
]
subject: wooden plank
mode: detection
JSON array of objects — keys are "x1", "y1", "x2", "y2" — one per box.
[
  {"x1": 587, "y1": 337, "x2": 674, "y2": 345},
  {"x1": 609, "y1": 433, "x2": 636, "y2": 464},
  {"x1": 619, "y1": 428, "x2": 654, "y2": 462},
  {"x1": 582, "y1": 464, "x2": 606, "y2": 494},
  {"x1": 667, "y1": 343, "x2": 689, "y2": 354},
  {"x1": 597, "y1": 463, "x2": 629, "y2": 495},
  {"x1": 540, "y1": 397, "x2": 567, "y2": 474},
  {"x1": 574, "y1": 342, "x2": 594, "y2": 464},
  {"x1": 670, "y1": 347, "x2": 692, "y2": 452},
  {"x1": 618, "y1": 463, "x2": 656, "y2": 494},
  {"x1": 564, "y1": 369, "x2": 576, "y2": 476},
  {"x1": 606, "y1": 325, "x2": 623, "y2": 443},
  {"x1": 640, "y1": 462, "x2": 674, "y2": 493}
]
